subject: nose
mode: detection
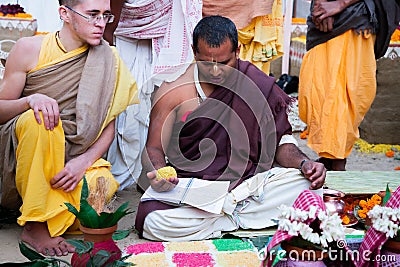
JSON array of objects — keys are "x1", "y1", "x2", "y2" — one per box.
[
  {"x1": 94, "y1": 16, "x2": 107, "y2": 27},
  {"x1": 211, "y1": 63, "x2": 222, "y2": 76}
]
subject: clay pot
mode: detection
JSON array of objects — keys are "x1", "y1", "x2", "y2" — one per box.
[
  {"x1": 80, "y1": 224, "x2": 118, "y2": 243},
  {"x1": 71, "y1": 224, "x2": 121, "y2": 267}
]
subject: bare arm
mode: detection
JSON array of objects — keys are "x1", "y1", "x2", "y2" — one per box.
[
  {"x1": 0, "y1": 36, "x2": 60, "y2": 130},
  {"x1": 104, "y1": 0, "x2": 125, "y2": 45},
  {"x1": 50, "y1": 119, "x2": 116, "y2": 192},
  {"x1": 275, "y1": 143, "x2": 326, "y2": 190},
  {"x1": 142, "y1": 84, "x2": 182, "y2": 192}
]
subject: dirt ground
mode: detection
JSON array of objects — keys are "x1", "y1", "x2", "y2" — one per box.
[{"x1": 0, "y1": 132, "x2": 399, "y2": 264}]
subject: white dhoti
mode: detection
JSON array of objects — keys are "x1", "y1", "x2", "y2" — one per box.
[{"x1": 142, "y1": 167, "x2": 322, "y2": 241}]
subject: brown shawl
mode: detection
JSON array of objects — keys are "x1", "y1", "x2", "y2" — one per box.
[{"x1": 0, "y1": 40, "x2": 116, "y2": 209}]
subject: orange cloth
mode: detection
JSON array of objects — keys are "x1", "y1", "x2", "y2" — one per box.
[{"x1": 298, "y1": 30, "x2": 376, "y2": 159}]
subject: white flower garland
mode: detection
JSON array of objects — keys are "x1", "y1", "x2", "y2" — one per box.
[
  {"x1": 368, "y1": 205, "x2": 400, "y2": 238},
  {"x1": 277, "y1": 204, "x2": 346, "y2": 247}
]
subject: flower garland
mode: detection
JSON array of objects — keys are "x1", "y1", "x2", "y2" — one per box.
[
  {"x1": 368, "y1": 205, "x2": 400, "y2": 238},
  {"x1": 277, "y1": 204, "x2": 346, "y2": 247}
]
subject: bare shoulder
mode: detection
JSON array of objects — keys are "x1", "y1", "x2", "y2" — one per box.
[
  {"x1": 153, "y1": 65, "x2": 196, "y2": 108},
  {"x1": 7, "y1": 35, "x2": 44, "y2": 71}
]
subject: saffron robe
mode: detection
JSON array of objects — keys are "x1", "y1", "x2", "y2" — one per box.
[
  {"x1": 135, "y1": 59, "x2": 293, "y2": 236},
  {"x1": 0, "y1": 33, "x2": 138, "y2": 235}
]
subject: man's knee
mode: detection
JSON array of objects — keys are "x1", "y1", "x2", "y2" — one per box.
[{"x1": 16, "y1": 110, "x2": 63, "y2": 139}]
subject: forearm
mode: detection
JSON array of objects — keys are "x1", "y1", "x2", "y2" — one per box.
[
  {"x1": 142, "y1": 146, "x2": 167, "y2": 172},
  {"x1": 0, "y1": 97, "x2": 30, "y2": 124},
  {"x1": 275, "y1": 143, "x2": 310, "y2": 169},
  {"x1": 75, "y1": 120, "x2": 116, "y2": 170}
]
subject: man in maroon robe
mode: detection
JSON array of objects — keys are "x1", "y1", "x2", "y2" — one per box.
[{"x1": 135, "y1": 15, "x2": 326, "y2": 241}]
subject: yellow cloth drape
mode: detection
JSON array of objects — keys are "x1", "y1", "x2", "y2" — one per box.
[
  {"x1": 238, "y1": 0, "x2": 283, "y2": 74},
  {"x1": 298, "y1": 30, "x2": 376, "y2": 159},
  {"x1": 15, "y1": 111, "x2": 118, "y2": 236}
]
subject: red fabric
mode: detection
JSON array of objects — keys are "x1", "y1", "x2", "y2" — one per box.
[
  {"x1": 71, "y1": 239, "x2": 121, "y2": 267},
  {"x1": 357, "y1": 186, "x2": 400, "y2": 267}
]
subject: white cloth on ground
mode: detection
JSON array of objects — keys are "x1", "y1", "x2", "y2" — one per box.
[{"x1": 142, "y1": 167, "x2": 322, "y2": 241}]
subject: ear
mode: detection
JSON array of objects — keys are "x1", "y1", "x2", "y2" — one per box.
[
  {"x1": 236, "y1": 44, "x2": 241, "y2": 59},
  {"x1": 191, "y1": 44, "x2": 196, "y2": 59},
  {"x1": 59, "y1": 6, "x2": 69, "y2": 22}
]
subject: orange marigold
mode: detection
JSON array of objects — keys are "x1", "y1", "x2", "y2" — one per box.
[
  {"x1": 386, "y1": 150, "x2": 395, "y2": 158},
  {"x1": 299, "y1": 130, "x2": 308, "y2": 139},
  {"x1": 395, "y1": 166, "x2": 400, "y2": 171},
  {"x1": 342, "y1": 215, "x2": 351, "y2": 225}
]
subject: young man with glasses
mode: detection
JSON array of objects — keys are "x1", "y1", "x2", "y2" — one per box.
[{"x1": 0, "y1": 0, "x2": 138, "y2": 256}]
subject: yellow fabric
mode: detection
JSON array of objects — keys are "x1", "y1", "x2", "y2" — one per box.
[
  {"x1": 31, "y1": 33, "x2": 89, "y2": 73},
  {"x1": 15, "y1": 110, "x2": 119, "y2": 236},
  {"x1": 298, "y1": 30, "x2": 376, "y2": 159},
  {"x1": 238, "y1": 0, "x2": 283, "y2": 74},
  {"x1": 99, "y1": 46, "x2": 139, "y2": 136}
]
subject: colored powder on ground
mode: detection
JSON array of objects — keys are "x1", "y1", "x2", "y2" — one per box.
[
  {"x1": 212, "y1": 239, "x2": 254, "y2": 251},
  {"x1": 125, "y1": 242, "x2": 165, "y2": 255},
  {"x1": 172, "y1": 253, "x2": 214, "y2": 267}
]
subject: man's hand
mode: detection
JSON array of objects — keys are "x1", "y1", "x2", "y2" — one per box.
[
  {"x1": 26, "y1": 94, "x2": 60, "y2": 130},
  {"x1": 50, "y1": 157, "x2": 87, "y2": 192},
  {"x1": 313, "y1": 17, "x2": 335, "y2": 32},
  {"x1": 301, "y1": 160, "x2": 326, "y2": 190},
  {"x1": 148, "y1": 170, "x2": 179, "y2": 193}
]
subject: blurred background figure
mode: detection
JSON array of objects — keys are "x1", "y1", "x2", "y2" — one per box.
[{"x1": 104, "y1": 0, "x2": 202, "y2": 190}]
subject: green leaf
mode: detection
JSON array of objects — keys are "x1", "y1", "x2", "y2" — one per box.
[
  {"x1": 112, "y1": 230, "x2": 131, "y2": 241},
  {"x1": 18, "y1": 242, "x2": 45, "y2": 261},
  {"x1": 64, "y1": 202, "x2": 79, "y2": 217},
  {"x1": 382, "y1": 183, "x2": 391, "y2": 206},
  {"x1": 65, "y1": 240, "x2": 94, "y2": 254},
  {"x1": 92, "y1": 250, "x2": 111, "y2": 266},
  {"x1": 81, "y1": 175, "x2": 89, "y2": 201},
  {"x1": 77, "y1": 200, "x2": 103, "y2": 228}
]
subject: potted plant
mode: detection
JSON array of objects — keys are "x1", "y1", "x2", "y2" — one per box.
[{"x1": 65, "y1": 176, "x2": 134, "y2": 267}]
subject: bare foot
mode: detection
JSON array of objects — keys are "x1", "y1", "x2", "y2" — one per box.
[{"x1": 21, "y1": 222, "x2": 75, "y2": 256}]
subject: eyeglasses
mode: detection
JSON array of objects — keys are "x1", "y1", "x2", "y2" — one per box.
[{"x1": 65, "y1": 6, "x2": 114, "y2": 24}]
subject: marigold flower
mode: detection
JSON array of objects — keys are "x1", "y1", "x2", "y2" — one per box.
[
  {"x1": 359, "y1": 200, "x2": 368, "y2": 208},
  {"x1": 299, "y1": 130, "x2": 308, "y2": 139},
  {"x1": 342, "y1": 215, "x2": 350, "y2": 225},
  {"x1": 386, "y1": 150, "x2": 395, "y2": 158}
]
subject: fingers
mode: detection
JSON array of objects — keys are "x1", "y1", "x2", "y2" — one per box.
[
  {"x1": 50, "y1": 171, "x2": 79, "y2": 192},
  {"x1": 28, "y1": 94, "x2": 60, "y2": 130},
  {"x1": 303, "y1": 162, "x2": 326, "y2": 190}
]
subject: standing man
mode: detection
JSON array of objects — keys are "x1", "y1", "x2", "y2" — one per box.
[
  {"x1": 0, "y1": 0, "x2": 138, "y2": 256},
  {"x1": 135, "y1": 15, "x2": 326, "y2": 241},
  {"x1": 299, "y1": 0, "x2": 400, "y2": 170}
]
